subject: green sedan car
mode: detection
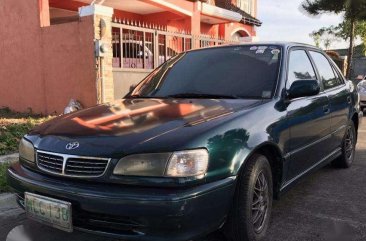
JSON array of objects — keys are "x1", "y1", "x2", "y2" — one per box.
[{"x1": 7, "y1": 42, "x2": 362, "y2": 241}]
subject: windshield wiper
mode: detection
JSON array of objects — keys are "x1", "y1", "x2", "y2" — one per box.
[
  {"x1": 165, "y1": 93, "x2": 241, "y2": 99},
  {"x1": 129, "y1": 93, "x2": 260, "y2": 99}
]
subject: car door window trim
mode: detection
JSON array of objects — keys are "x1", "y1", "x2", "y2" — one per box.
[{"x1": 285, "y1": 48, "x2": 319, "y2": 89}]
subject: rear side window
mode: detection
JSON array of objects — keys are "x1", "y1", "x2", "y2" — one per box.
[
  {"x1": 332, "y1": 66, "x2": 345, "y2": 84},
  {"x1": 309, "y1": 51, "x2": 342, "y2": 89},
  {"x1": 287, "y1": 50, "x2": 316, "y2": 87}
]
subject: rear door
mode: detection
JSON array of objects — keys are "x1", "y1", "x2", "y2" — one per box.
[
  {"x1": 286, "y1": 49, "x2": 332, "y2": 181},
  {"x1": 308, "y1": 51, "x2": 351, "y2": 151}
]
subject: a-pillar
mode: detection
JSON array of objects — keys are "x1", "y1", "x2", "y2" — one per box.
[{"x1": 79, "y1": 4, "x2": 115, "y2": 104}]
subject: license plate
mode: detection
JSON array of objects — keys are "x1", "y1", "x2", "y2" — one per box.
[{"x1": 25, "y1": 192, "x2": 73, "y2": 232}]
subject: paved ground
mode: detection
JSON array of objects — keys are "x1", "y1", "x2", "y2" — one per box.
[{"x1": 1, "y1": 118, "x2": 366, "y2": 241}]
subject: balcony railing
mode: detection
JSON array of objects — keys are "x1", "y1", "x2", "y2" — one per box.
[{"x1": 111, "y1": 19, "x2": 236, "y2": 70}]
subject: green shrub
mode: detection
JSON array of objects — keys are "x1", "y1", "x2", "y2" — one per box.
[
  {"x1": 0, "y1": 107, "x2": 53, "y2": 155},
  {"x1": 0, "y1": 162, "x2": 11, "y2": 193}
]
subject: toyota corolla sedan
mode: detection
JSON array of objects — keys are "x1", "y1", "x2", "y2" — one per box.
[{"x1": 7, "y1": 43, "x2": 362, "y2": 241}]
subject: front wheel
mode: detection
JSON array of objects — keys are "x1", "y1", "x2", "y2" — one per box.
[
  {"x1": 224, "y1": 154, "x2": 273, "y2": 241},
  {"x1": 332, "y1": 121, "x2": 356, "y2": 168}
]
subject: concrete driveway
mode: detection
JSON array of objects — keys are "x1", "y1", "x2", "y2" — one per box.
[{"x1": 1, "y1": 118, "x2": 366, "y2": 241}]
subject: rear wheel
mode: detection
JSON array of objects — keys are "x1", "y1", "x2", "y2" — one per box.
[
  {"x1": 332, "y1": 121, "x2": 356, "y2": 168},
  {"x1": 224, "y1": 154, "x2": 273, "y2": 241}
]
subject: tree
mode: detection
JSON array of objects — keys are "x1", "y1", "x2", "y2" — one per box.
[
  {"x1": 310, "y1": 20, "x2": 366, "y2": 55},
  {"x1": 310, "y1": 32, "x2": 321, "y2": 47},
  {"x1": 309, "y1": 26, "x2": 337, "y2": 49},
  {"x1": 302, "y1": 0, "x2": 366, "y2": 78},
  {"x1": 336, "y1": 20, "x2": 366, "y2": 43}
]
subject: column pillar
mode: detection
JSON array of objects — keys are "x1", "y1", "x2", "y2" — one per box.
[
  {"x1": 79, "y1": 4, "x2": 115, "y2": 104},
  {"x1": 39, "y1": 0, "x2": 50, "y2": 27},
  {"x1": 191, "y1": 1, "x2": 201, "y2": 49}
]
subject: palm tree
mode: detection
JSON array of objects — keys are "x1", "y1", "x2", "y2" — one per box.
[{"x1": 302, "y1": 0, "x2": 366, "y2": 78}]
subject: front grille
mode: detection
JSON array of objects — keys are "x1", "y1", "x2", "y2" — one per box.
[
  {"x1": 65, "y1": 158, "x2": 109, "y2": 176},
  {"x1": 36, "y1": 151, "x2": 110, "y2": 178},
  {"x1": 37, "y1": 152, "x2": 63, "y2": 174}
]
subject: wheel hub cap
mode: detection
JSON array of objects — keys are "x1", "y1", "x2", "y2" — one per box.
[
  {"x1": 252, "y1": 172, "x2": 269, "y2": 233},
  {"x1": 345, "y1": 126, "x2": 354, "y2": 160}
]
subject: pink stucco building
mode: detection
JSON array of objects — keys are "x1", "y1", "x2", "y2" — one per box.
[{"x1": 0, "y1": 0, "x2": 261, "y2": 114}]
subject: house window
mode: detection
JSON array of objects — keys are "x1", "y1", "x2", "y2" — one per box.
[
  {"x1": 122, "y1": 29, "x2": 154, "y2": 69},
  {"x1": 112, "y1": 27, "x2": 155, "y2": 70},
  {"x1": 237, "y1": 0, "x2": 252, "y2": 14},
  {"x1": 112, "y1": 27, "x2": 121, "y2": 68},
  {"x1": 111, "y1": 25, "x2": 193, "y2": 70}
]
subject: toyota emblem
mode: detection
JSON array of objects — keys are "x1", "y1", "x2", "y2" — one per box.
[{"x1": 66, "y1": 142, "x2": 79, "y2": 150}]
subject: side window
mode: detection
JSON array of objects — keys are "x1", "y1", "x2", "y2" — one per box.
[
  {"x1": 309, "y1": 51, "x2": 342, "y2": 89},
  {"x1": 332, "y1": 66, "x2": 345, "y2": 85},
  {"x1": 287, "y1": 50, "x2": 317, "y2": 88}
]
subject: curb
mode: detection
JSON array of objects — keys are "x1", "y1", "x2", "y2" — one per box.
[
  {"x1": 0, "y1": 193, "x2": 16, "y2": 206},
  {"x1": 0, "y1": 153, "x2": 18, "y2": 164}
]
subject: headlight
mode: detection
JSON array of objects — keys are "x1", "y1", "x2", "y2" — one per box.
[
  {"x1": 19, "y1": 138, "x2": 35, "y2": 163},
  {"x1": 113, "y1": 153, "x2": 172, "y2": 176},
  {"x1": 113, "y1": 149, "x2": 209, "y2": 178}
]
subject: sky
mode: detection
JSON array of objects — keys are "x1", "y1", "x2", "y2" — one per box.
[{"x1": 256, "y1": 0, "x2": 350, "y2": 49}]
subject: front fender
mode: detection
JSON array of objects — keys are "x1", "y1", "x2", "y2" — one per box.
[
  {"x1": 205, "y1": 128, "x2": 285, "y2": 182},
  {"x1": 202, "y1": 101, "x2": 288, "y2": 184},
  {"x1": 233, "y1": 140, "x2": 284, "y2": 175}
]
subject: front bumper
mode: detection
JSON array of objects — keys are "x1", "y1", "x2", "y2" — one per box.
[{"x1": 7, "y1": 163, "x2": 236, "y2": 241}]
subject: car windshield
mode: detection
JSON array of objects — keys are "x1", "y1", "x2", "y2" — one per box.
[{"x1": 130, "y1": 45, "x2": 282, "y2": 99}]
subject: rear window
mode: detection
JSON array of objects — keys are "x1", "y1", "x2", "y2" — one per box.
[{"x1": 132, "y1": 45, "x2": 282, "y2": 99}]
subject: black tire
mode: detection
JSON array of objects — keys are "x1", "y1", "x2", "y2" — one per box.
[
  {"x1": 332, "y1": 121, "x2": 356, "y2": 168},
  {"x1": 224, "y1": 154, "x2": 273, "y2": 241}
]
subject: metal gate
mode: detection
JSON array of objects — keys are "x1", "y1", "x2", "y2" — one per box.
[{"x1": 111, "y1": 20, "x2": 228, "y2": 70}]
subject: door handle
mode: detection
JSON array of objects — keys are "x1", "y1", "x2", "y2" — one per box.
[
  {"x1": 347, "y1": 96, "x2": 351, "y2": 104},
  {"x1": 323, "y1": 105, "x2": 330, "y2": 114}
]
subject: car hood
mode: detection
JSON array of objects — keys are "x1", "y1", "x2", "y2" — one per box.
[{"x1": 29, "y1": 98, "x2": 262, "y2": 156}]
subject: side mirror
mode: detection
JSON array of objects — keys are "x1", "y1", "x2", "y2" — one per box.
[
  {"x1": 288, "y1": 80, "x2": 320, "y2": 99},
  {"x1": 129, "y1": 84, "x2": 137, "y2": 93}
]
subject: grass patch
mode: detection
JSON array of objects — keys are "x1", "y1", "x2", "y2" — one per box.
[
  {"x1": 0, "y1": 162, "x2": 11, "y2": 193},
  {"x1": 0, "y1": 107, "x2": 53, "y2": 155}
]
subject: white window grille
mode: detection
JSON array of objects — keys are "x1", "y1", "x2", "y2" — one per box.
[{"x1": 111, "y1": 20, "x2": 236, "y2": 70}]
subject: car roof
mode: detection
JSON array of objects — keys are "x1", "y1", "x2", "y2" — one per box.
[
  {"x1": 187, "y1": 41, "x2": 319, "y2": 53},
  {"x1": 244, "y1": 41, "x2": 316, "y2": 49}
]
